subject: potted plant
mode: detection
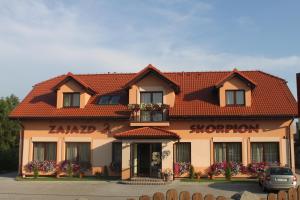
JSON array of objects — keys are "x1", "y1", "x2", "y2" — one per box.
[
  {"x1": 163, "y1": 169, "x2": 173, "y2": 181},
  {"x1": 189, "y1": 165, "x2": 195, "y2": 179},
  {"x1": 225, "y1": 162, "x2": 232, "y2": 180},
  {"x1": 195, "y1": 171, "x2": 201, "y2": 180},
  {"x1": 208, "y1": 171, "x2": 214, "y2": 180},
  {"x1": 79, "y1": 170, "x2": 85, "y2": 179}
]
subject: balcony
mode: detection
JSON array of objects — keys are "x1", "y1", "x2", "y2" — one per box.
[{"x1": 128, "y1": 104, "x2": 170, "y2": 127}]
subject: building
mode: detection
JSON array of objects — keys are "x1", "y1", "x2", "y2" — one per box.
[{"x1": 10, "y1": 65, "x2": 298, "y2": 179}]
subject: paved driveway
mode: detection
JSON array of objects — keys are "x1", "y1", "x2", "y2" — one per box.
[{"x1": 0, "y1": 172, "x2": 269, "y2": 200}]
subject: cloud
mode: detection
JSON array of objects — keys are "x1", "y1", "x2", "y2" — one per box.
[{"x1": 0, "y1": 0, "x2": 298, "y2": 99}]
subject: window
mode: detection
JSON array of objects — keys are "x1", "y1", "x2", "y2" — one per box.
[
  {"x1": 251, "y1": 142, "x2": 279, "y2": 163},
  {"x1": 98, "y1": 95, "x2": 120, "y2": 105},
  {"x1": 225, "y1": 90, "x2": 245, "y2": 106},
  {"x1": 66, "y1": 142, "x2": 91, "y2": 168},
  {"x1": 63, "y1": 93, "x2": 80, "y2": 107},
  {"x1": 33, "y1": 142, "x2": 57, "y2": 161},
  {"x1": 214, "y1": 142, "x2": 242, "y2": 163},
  {"x1": 140, "y1": 92, "x2": 163, "y2": 122},
  {"x1": 174, "y1": 142, "x2": 191, "y2": 163},
  {"x1": 112, "y1": 142, "x2": 122, "y2": 172}
]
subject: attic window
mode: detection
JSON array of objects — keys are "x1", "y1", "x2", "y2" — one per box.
[
  {"x1": 98, "y1": 95, "x2": 120, "y2": 105},
  {"x1": 225, "y1": 90, "x2": 245, "y2": 106}
]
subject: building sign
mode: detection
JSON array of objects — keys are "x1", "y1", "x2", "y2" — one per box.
[
  {"x1": 49, "y1": 125, "x2": 97, "y2": 134},
  {"x1": 190, "y1": 124, "x2": 259, "y2": 133}
]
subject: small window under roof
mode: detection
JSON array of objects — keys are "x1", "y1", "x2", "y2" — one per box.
[{"x1": 98, "y1": 95, "x2": 120, "y2": 105}]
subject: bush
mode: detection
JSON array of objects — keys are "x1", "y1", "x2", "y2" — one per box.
[
  {"x1": 225, "y1": 162, "x2": 232, "y2": 180},
  {"x1": 33, "y1": 166, "x2": 39, "y2": 178},
  {"x1": 189, "y1": 165, "x2": 195, "y2": 179},
  {"x1": 95, "y1": 171, "x2": 102, "y2": 179},
  {"x1": 103, "y1": 165, "x2": 109, "y2": 177}
]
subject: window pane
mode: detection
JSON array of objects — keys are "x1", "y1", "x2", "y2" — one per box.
[
  {"x1": 227, "y1": 143, "x2": 241, "y2": 162},
  {"x1": 251, "y1": 143, "x2": 263, "y2": 162},
  {"x1": 78, "y1": 143, "x2": 90, "y2": 162},
  {"x1": 34, "y1": 143, "x2": 45, "y2": 161},
  {"x1": 72, "y1": 93, "x2": 80, "y2": 107},
  {"x1": 63, "y1": 94, "x2": 71, "y2": 107},
  {"x1": 110, "y1": 96, "x2": 120, "y2": 104},
  {"x1": 152, "y1": 111, "x2": 163, "y2": 121},
  {"x1": 175, "y1": 143, "x2": 191, "y2": 163},
  {"x1": 112, "y1": 142, "x2": 122, "y2": 171},
  {"x1": 66, "y1": 143, "x2": 78, "y2": 161},
  {"x1": 141, "y1": 93, "x2": 151, "y2": 103},
  {"x1": 236, "y1": 91, "x2": 245, "y2": 105},
  {"x1": 45, "y1": 143, "x2": 57, "y2": 161},
  {"x1": 153, "y1": 92, "x2": 163, "y2": 104},
  {"x1": 140, "y1": 111, "x2": 151, "y2": 121},
  {"x1": 98, "y1": 96, "x2": 110, "y2": 104},
  {"x1": 214, "y1": 143, "x2": 226, "y2": 163},
  {"x1": 264, "y1": 143, "x2": 279, "y2": 163},
  {"x1": 226, "y1": 91, "x2": 234, "y2": 105}
]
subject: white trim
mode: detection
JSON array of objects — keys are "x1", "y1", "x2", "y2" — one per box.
[
  {"x1": 31, "y1": 137, "x2": 59, "y2": 142},
  {"x1": 64, "y1": 137, "x2": 92, "y2": 142},
  {"x1": 250, "y1": 137, "x2": 280, "y2": 142},
  {"x1": 213, "y1": 137, "x2": 243, "y2": 142}
]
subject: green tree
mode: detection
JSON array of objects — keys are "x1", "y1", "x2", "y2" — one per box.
[{"x1": 0, "y1": 94, "x2": 20, "y2": 172}]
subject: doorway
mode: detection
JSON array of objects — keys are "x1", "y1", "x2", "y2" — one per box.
[{"x1": 132, "y1": 143, "x2": 162, "y2": 178}]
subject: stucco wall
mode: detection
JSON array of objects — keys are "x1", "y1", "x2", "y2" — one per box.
[
  {"x1": 56, "y1": 79, "x2": 91, "y2": 108},
  {"x1": 128, "y1": 74, "x2": 175, "y2": 107},
  {"x1": 219, "y1": 77, "x2": 252, "y2": 107},
  {"x1": 20, "y1": 118, "x2": 293, "y2": 177}
]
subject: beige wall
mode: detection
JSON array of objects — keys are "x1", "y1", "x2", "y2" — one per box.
[
  {"x1": 128, "y1": 74, "x2": 175, "y2": 107},
  {"x1": 56, "y1": 79, "x2": 91, "y2": 108},
  {"x1": 219, "y1": 77, "x2": 252, "y2": 107},
  {"x1": 21, "y1": 118, "x2": 293, "y2": 177}
]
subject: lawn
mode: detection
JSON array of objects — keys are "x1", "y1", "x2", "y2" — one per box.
[{"x1": 15, "y1": 176, "x2": 119, "y2": 181}]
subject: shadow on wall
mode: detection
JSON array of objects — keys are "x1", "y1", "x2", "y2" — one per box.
[{"x1": 91, "y1": 141, "x2": 121, "y2": 177}]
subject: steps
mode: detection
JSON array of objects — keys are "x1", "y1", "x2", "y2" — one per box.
[{"x1": 119, "y1": 177, "x2": 169, "y2": 185}]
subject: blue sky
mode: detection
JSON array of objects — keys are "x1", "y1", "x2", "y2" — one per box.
[{"x1": 0, "y1": 0, "x2": 299, "y2": 99}]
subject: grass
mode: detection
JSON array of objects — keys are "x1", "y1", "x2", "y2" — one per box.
[
  {"x1": 15, "y1": 176, "x2": 120, "y2": 181},
  {"x1": 181, "y1": 178, "x2": 258, "y2": 184}
]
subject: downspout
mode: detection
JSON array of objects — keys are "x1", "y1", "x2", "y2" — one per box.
[
  {"x1": 19, "y1": 122, "x2": 24, "y2": 176},
  {"x1": 286, "y1": 119, "x2": 294, "y2": 169}
]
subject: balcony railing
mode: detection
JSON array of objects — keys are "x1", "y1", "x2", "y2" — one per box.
[{"x1": 128, "y1": 104, "x2": 170, "y2": 125}]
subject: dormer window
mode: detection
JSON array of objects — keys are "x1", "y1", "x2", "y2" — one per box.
[
  {"x1": 225, "y1": 90, "x2": 245, "y2": 106},
  {"x1": 63, "y1": 92, "x2": 80, "y2": 107},
  {"x1": 98, "y1": 95, "x2": 120, "y2": 105}
]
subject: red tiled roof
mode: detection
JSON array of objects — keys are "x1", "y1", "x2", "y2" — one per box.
[
  {"x1": 124, "y1": 64, "x2": 180, "y2": 93},
  {"x1": 9, "y1": 66, "x2": 298, "y2": 119},
  {"x1": 52, "y1": 72, "x2": 97, "y2": 94},
  {"x1": 215, "y1": 68, "x2": 257, "y2": 88},
  {"x1": 114, "y1": 127, "x2": 180, "y2": 139}
]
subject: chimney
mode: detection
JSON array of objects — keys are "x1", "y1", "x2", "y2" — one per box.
[{"x1": 297, "y1": 73, "x2": 300, "y2": 116}]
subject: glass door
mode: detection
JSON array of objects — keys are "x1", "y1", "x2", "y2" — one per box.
[{"x1": 150, "y1": 143, "x2": 162, "y2": 178}]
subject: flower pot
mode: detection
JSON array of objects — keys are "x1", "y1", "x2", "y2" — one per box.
[
  {"x1": 209, "y1": 174, "x2": 214, "y2": 180},
  {"x1": 79, "y1": 172, "x2": 84, "y2": 179}
]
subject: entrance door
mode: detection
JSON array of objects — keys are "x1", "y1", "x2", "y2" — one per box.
[
  {"x1": 137, "y1": 143, "x2": 150, "y2": 177},
  {"x1": 135, "y1": 143, "x2": 162, "y2": 178}
]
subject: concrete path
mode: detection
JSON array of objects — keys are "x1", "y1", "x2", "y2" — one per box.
[{"x1": 0, "y1": 172, "x2": 268, "y2": 200}]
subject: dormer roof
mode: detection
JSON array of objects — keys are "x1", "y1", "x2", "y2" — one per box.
[
  {"x1": 52, "y1": 72, "x2": 97, "y2": 95},
  {"x1": 215, "y1": 68, "x2": 257, "y2": 89},
  {"x1": 124, "y1": 64, "x2": 180, "y2": 93}
]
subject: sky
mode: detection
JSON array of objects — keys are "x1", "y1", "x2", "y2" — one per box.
[{"x1": 0, "y1": 0, "x2": 300, "y2": 100}]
